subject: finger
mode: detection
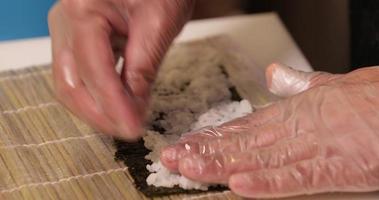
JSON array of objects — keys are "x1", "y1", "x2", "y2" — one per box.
[
  {"x1": 229, "y1": 157, "x2": 363, "y2": 199},
  {"x1": 266, "y1": 63, "x2": 340, "y2": 97},
  {"x1": 71, "y1": 18, "x2": 142, "y2": 140},
  {"x1": 178, "y1": 134, "x2": 319, "y2": 183},
  {"x1": 161, "y1": 98, "x2": 284, "y2": 172},
  {"x1": 178, "y1": 117, "x2": 251, "y2": 143},
  {"x1": 161, "y1": 122, "x2": 290, "y2": 172},
  {"x1": 122, "y1": 9, "x2": 182, "y2": 111},
  {"x1": 48, "y1": 8, "x2": 116, "y2": 134},
  {"x1": 178, "y1": 103, "x2": 282, "y2": 144},
  {"x1": 163, "y1": 104, "x2": 283, "y2": 169},
  {"x1": 52, "y1": 53, "x2": 116, "y2": 134}
]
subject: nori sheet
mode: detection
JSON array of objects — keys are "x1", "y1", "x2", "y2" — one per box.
[
  {"x1": 114, "y1": 65, "x2": 240, "y2": 197},
  {"x1": 114, "y1": 139, "x2": 227, "y2": 197}
]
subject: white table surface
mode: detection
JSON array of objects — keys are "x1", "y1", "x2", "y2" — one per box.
[
  {"x1": 0, "y1": 13, "x2": 377, "y2": 199},
  {"x1": 0, "y1": 13, "x2": 312, "y2": 72}
]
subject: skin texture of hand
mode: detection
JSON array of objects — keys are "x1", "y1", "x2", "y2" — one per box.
[
  {"x1": 48, "y1": 0, "x2": 194, "y2": 140},
  {"x1": 160, "y1": 63, "x2": 379, "y2": 198}
]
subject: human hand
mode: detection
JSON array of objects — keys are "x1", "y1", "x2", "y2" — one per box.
[
  {"x1": 48, "y1": 0, "x2": 194, "y2": 140},
  {"x1": 160, "y1": 63, "x2": 379, "y2": 198}
]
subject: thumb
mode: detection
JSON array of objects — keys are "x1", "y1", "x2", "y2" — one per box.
[
  {"x1": 265, "y1": 63, "x2": 339, "y2": 97},
  {"x1": 123, "y1": 29, "x2": 172, "y2": 102},
  {"x1": 121, "y1": 25, "x2": 179, "y2": 119},
  {"x1": 123, "y1": 11, "x2": 189, "y2": 109}
]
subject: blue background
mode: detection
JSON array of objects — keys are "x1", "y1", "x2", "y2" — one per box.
[{"x1": 0, "y1": 0, "x2": 56, "y2": 41}]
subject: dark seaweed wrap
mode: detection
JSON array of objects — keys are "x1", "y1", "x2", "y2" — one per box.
[{"x1": 114, "y1": 65, "x2": 241, "y2": 197}]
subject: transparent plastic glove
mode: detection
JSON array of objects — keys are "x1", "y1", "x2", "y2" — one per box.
[
  {"x1": 160, "y1": 63, "x2": 379, "y2": 198},
  {"x1": 48, "y1": 0, "x2": 194, "y2": 140}
]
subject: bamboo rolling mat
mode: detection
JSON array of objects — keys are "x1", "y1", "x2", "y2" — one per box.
[
  {"x1": 0, "y1": 66, "x2": 242, "y2": 200},
  {"x1": 1, "y1": 36, "x2": 377, "y2": 200},
  {"x1": 0, "y1": 36, "x2": 276, "y2": 200},
  {"x1": 0, "y1": 66, "x2": 137, "y2": 200}
]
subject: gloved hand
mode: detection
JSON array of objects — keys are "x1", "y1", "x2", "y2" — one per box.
[
  {"x1": 160, "y1": 63, "x2": 379, "y2": 198},
  {"x1": 48, "y1": 0, "x2": 194, "y2": 140}
]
